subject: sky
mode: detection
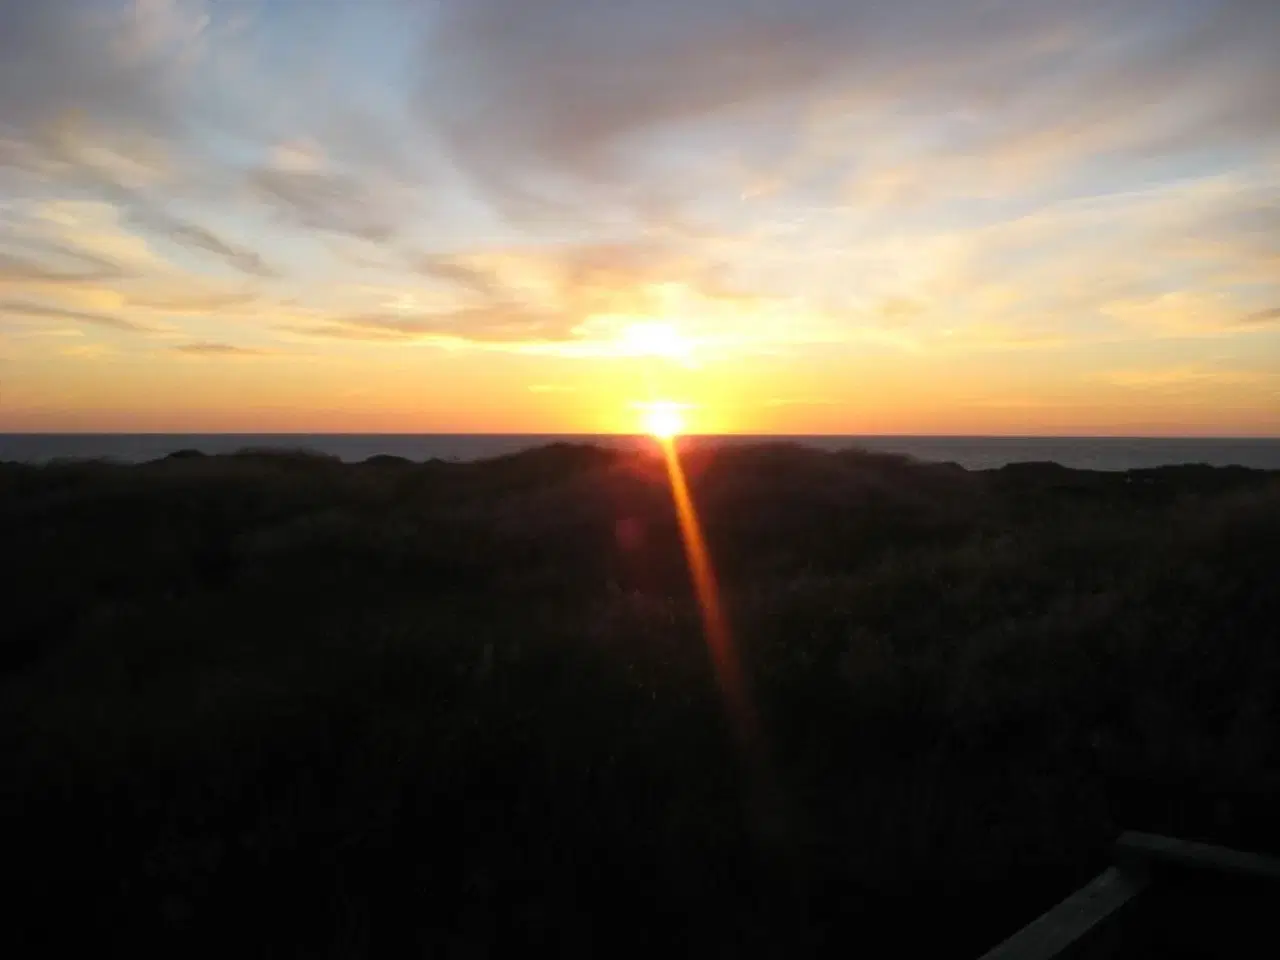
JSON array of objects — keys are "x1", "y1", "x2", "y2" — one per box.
[{"x1": 0, "y1": 0, "x2": 1278, "y2": 436}]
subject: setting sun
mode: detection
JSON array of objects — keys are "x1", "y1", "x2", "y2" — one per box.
[{"x1": 641, "y1": 401, "x2": 687, "y2": 439}]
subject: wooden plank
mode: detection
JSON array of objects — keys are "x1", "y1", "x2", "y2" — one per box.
[
  {"x1": 976, "y1": 867, "x2": 1149, "y2": 960},
  {"x1": 1114, "y1": 831, "x2": 1280, "y2": 883}
]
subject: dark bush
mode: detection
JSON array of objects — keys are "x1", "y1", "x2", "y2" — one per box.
[{"x1": 2, "y1": 444, "x2": 1277, "y2": 957}]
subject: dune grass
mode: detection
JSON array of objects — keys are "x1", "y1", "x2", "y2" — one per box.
[{"x1": 2, "y1": 443, "x2": 1278, "y2": 956}]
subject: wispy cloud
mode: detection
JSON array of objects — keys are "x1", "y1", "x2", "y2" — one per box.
[
  {"x1": 129, "y1": 291, "x2": 258, "y2": 314},
  {"x1": 414, "y1": 255, "x2": 505, "y2": 301},
  {"x1": 1099, "y1": 366, "x2": 1279, "y2": 392},
  {"x1": 764, "y1": 396, "x2": 838, "y2": 408},
  {"x1": 1101, "y1": 291, "x2": 1280, "y2": 337},
  {"x1": 0, "y1": 249, "x2": 125, "y2": 285},
  {"x1": 1243, "y1": 306, "x2": 1280, "y2": 327},
  {"x1": 0, "y1": 299, "x2": 159, "y2": 333},
  {"x1": 60, "y1": 343, "x2": 118, "y2": 360},
  {"x1": 127, "y1": 205, "x2": 276, "y2": 278},
  {"x1": 299, "y1": 302, "x2": 570, "y2": 345},
  {"x1": 248, "y1": 165, "x2": 412, "y2": 244},
  {"x1": 171, "y1": 342, "x2": 266, "y2": 357}
]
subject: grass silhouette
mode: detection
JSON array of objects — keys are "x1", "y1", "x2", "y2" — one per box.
[{"x1": 2, "y1": 443, "x2": 1278, "y2": 956}]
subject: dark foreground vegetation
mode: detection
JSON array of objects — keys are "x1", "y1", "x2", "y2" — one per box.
[{"x1": 3, "y1": 443, "x2": 1279, "y2": 957}]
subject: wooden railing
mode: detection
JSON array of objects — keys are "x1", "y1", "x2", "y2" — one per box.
[{"x1": 977, "y1": 832, "x2": 1280, "y2": 959}]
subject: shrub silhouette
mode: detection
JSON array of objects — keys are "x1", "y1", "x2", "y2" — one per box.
[{"x1": 1, "y1": 444, "x2": 1277, "y2": 957}]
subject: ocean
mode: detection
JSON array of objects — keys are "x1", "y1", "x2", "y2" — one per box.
[{"x1": 2, "y1": 434, "x2": 1279, "y2": 471}]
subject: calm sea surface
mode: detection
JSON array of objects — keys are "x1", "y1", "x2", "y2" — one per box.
[{"x1": 3, "y1": 434, "x2": 1279, "y2": 471}]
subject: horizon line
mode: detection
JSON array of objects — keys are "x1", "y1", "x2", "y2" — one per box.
[{"x1": 4, "y1": 431, "x2": 1278, "y2": 441}]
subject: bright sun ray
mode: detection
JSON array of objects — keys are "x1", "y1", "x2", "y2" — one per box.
[
  {"x1": 655, "y1": 433, "x2": 762, "y2": 769},
  {"x1": 630, "y1": 399, "x2": 776, "y2": 830}
]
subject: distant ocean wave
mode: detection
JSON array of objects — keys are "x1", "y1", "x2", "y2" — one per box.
[{"x1": 3, "y1": 434, "x2": 1280, "y2": 471}]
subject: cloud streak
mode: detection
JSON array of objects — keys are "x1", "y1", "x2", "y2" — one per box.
[
  {"x1": 248, "y1": 165, "x2": 410, "y2": 244},
  {"x1": 0, "y1": 298, "x2": 159, "y2": 333},
  {"x1": 172, "y1": 342, "x2": 265, "y2": 356},
  {"x1": 129, "y1": 206, "x2": 276, "y2": 277},
  {"x1": 0, "y1": 249, "x2": 126, "y2": 285}
]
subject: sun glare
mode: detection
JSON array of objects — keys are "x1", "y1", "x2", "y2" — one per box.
[{"x1": 641, "y1": 401, "x2": 686, "y2": 439}]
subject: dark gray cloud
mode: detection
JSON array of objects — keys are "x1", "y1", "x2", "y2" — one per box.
[
  {"x1": 0, "y1": 0, "x2": 197, "y2": 169},
  {"x1": 424, "y1": 0, "x2": 852, "y2": 183},
  {"x1": 0, "y1": 298, "x2": 157, "y2": 333},
  {"x1": 943, "y1": 1, "x2": 1280, "y2": 177},
  {"x1": 421, "y1": 0, "x2": 1280, "y2": 203},
  {"x1": 5, "y1": 1, "x2": 1276, "y2": 234}
]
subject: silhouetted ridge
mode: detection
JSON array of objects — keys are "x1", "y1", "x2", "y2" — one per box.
[{"x1": 1, "y1": 442, "x2": 1277, "y2": 958}]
